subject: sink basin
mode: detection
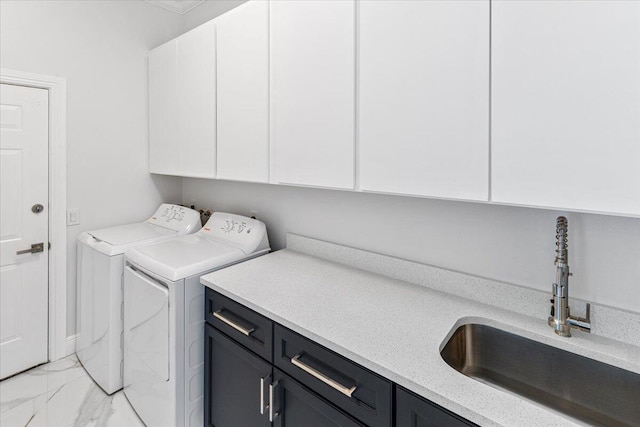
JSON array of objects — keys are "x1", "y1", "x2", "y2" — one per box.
[{"x1": 441, "y1": 324, "x2": 640, "y2": 427}]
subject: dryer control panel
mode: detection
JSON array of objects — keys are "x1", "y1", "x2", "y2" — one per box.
[
  {"x1": 146, "y1": 204, "x2": 201, "y2": 234},
  {"x1": 199, "y1": 212, "x2": 270, "y2": 255}
]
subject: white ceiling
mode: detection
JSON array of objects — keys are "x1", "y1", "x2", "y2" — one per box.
[{"x1": 145, "y1": 0, "x2": 206, "y2": 15}]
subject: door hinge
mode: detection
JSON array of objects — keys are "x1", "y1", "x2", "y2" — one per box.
[{"x1": 48, "y1": 242, "x2": 51, "y2": 250}]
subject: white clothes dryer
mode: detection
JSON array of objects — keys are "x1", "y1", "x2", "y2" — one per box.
[
  {"x1": 123, "y1": 212, "x2": 270, "y2": 427},
  {"x1": 76, "y1": 204, "x2": 201, "y2": 394}
]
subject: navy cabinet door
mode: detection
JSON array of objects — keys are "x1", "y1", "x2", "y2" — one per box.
[
  {"x1": 274, "y1": 325, "x2": 392, "y2": 427},
  {"x1": 271, "y1": 368, "x2": 365, "y2": 427},
  {"x1": 396, "y1": 387, "x2": 477, "y2": 427},
  {"x1": 205, "y1": 324, "x2": 272, "y2": 427}
]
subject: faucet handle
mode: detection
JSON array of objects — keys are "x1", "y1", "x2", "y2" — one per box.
[{"x1": 568, "y1": 303, "x2": 591, "y2": 333}]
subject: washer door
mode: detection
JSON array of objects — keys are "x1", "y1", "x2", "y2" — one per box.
[{"x1": 124, "y1": 265, "x2": 169, "y2": 381}]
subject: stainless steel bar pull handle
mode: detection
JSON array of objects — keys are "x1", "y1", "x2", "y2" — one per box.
[
  {"x1": 291, "y1": 354, "x2": 357, "y2": 397},
  {"x1": 16, "y1": 242, "x2": 44, "y2": 255},
  {"x1": 260, "y1": 374, "x2": 270, "y2": 415},
  {"x1": 213, "y1": 310, "x2": 255, "y2": 336},
  {"x1": 269, "y1": 380, "x2": 279, "y2": 422}
]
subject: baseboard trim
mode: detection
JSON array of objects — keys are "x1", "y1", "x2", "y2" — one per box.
[{"x1": 64, "y1": 334, "x2": 78, "y2": 358}]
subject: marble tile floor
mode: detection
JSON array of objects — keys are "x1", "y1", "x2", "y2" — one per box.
[{"x1": 0, "y1": 355, "x2": 144, "y2": 427}]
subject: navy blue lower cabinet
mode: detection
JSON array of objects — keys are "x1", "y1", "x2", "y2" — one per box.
[
  {"x1": 274, "y1": 325, "x2": 392, "y2": 427},
  {"x1": 395, "y1": 387, "x2": 477, "y2": 427},
  {"x1": 204, "y1": 290, "x2": 474, "y2": 427},
  {"x1": 204, "y1": 324, "x2": 272, "y2": 427},
  {"x1": 271, "y1": 368, "x2": 365, "y2": 427},
  {"x1": 204, "y1": 321, "x2": 365, "y2": 427}
]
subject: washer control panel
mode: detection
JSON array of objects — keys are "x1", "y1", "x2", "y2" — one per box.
[
  {"x1": 146, "y1": 204, "x2": 201, "y2": 234},
  {"x1": 199, "y1": 212, "x2": 268, "y2": 254}
]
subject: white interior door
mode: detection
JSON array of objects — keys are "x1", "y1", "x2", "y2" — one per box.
[{"x1": 0, "y1": 83, "x2": 49, "y2": 379}]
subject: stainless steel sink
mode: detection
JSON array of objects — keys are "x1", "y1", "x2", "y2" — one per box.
[{"x1": 441, "y1": 324, "x2": 640, "y2": 427}]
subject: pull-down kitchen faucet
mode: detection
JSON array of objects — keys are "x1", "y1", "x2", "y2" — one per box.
[{"x1": 548, "y1": 216, "x2": 591, "y2": 337}]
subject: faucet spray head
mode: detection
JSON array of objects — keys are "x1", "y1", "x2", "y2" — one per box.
[{"x1": 555, "y1": 216, "x2": 568, "y2": 266}]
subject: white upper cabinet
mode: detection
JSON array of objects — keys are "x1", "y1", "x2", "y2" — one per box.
[
  {"x1": 270, "y1": 0, "x2": 355, "y2": 189},
  {"x1": 149, "y1": 40, "x2": 179, "y2": 175},
  {"x1": 216, "y1": 1, "x2": 269, "y2": 183},
  {"x1": 359, "y1": 0, "x2": 490, "y2": 201},
  {"x1": 177, "y1": 21, "x2": 217, "y2": 178},
  {"x1": 492, "y1": 0, "x2": 640, "y2": 215},
  {"x1": 146, "y1": 0, "x2": 638, "y2": 217},
  {"x1": 149, "y1": 21, "x2": 216, "y2": 178}
]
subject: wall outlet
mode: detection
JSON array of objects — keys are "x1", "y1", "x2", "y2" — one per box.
[{"x1": 67, "y1": 208, "x2": 80, "y2": 226}]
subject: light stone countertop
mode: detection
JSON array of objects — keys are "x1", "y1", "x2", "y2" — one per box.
[{"x1": 200, "y1": 248, "x2": 640, "y2": 427}]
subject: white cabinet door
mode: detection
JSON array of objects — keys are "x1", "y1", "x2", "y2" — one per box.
[
  {"x1": 149, "y1": 40, "x2": 179, "y2": 175},
  {"x1": 149, "y1": 22, "x2": 216, "y2": 178},
  {"x1": 359, "y1": 0, "x2": 489, "y2": 201},
  {"x1": 270, "y1": 0, "x2": 355, "y2": 189},
  {"x1": 492, "y1": 0, "x2": 640, "y2": 215},
  {"x1": 216, "y1": 1, "x2": 269, "y2": 183},
  {"x1": 177, "y1": 21, "x2": 216, "y2": 178}
]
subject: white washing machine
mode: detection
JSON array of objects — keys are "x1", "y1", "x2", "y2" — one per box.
[
  {"x1": 123, "y1": 212, "x2": 270, "y2": 427},
  {"x1": 76, "y1": 204, "x2": 201, "y2": 395}
]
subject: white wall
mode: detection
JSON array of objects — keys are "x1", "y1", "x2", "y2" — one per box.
[
  {"x1": 183, "y1": 179, "x2": 640, "y2": 314},
  {"x1": 0, "y1": 0, "x2": 185, "y2": 337}
]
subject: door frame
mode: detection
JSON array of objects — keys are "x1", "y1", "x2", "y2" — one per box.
[{"x1": 1, "y1": 68, "x2": 68, "y2": 362}]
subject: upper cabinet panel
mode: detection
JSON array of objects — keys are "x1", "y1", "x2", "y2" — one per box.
[
  {"x1": 149, "y1": 40, "x2": 179, "y2": 175},
  {"x1": 177, "y1": 20, "x2": 216, "y2": 178},
  {"x1": 149, "y1": 22, "x2": 216, "y2": 178},
  {"x1": 216, "y1": 1, "x2": 269, "y2": 183},
  {"x1": 270, "y1": 0, "x2": 355, "y2": 189},
  {"x1": 492, "y1": 0, "x2": 640, "y2": 215},
  {"x1": 359, "y1": 0, "x2": 490, "y2": 201}
]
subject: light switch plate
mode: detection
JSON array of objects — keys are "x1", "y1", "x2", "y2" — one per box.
[{"x1": 67, "y1": 208, "x2": 80, "y2": 226}]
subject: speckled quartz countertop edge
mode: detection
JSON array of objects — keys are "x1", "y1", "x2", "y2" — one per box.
[{"x1": 200, "y1": 249, "x2": 640, "y2": 427}]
